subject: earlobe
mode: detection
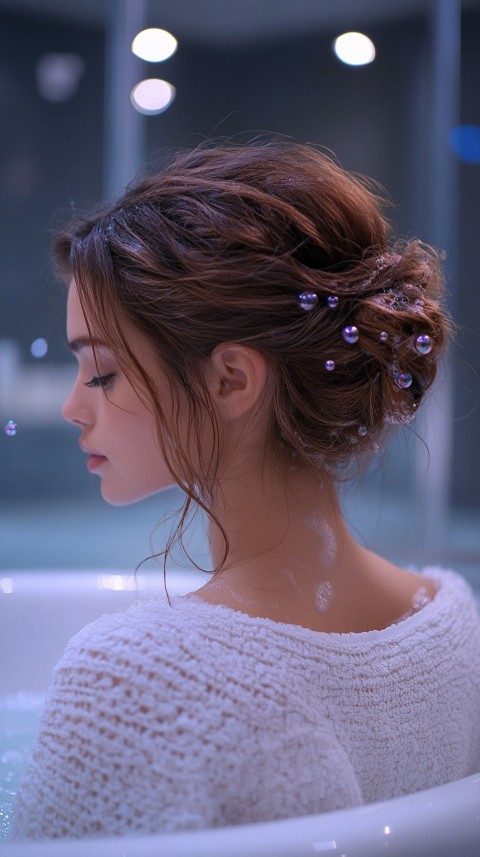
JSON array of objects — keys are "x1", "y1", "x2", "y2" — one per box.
[{"x1": 208, "y1": 344, "x2": 268, "y2": 420}]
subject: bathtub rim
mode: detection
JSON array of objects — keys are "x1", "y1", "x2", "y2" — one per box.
[{"x1": 2, "y1": 770, "x2": 480, "y2": 857}]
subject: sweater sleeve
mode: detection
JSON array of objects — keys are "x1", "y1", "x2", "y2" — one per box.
[
  {"x1": 10, "y1": 601, "x2": 366, "y2": 841},
  {"x1": 10, "y1": 611, "x2": 219, "y2": 841},
  {"x1": 217, "y1": 720, "x2": 364, "y2": 826}
]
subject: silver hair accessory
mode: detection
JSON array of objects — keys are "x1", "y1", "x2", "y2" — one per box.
[
  {"x1": 414, "y1": 334, "x2": 433, "y2": 355},
  {"x1": 327, "y1": 295, "x2": 339, "y2": 308},
  {"x1": 384, "y1": 405, "x2": 416, "y2": 425},
  {"x1": 298, "y1": 291, "x2": 318, "y2": 311},
  {"x1": 342, "y1": 325, "x2": 359, "y2": 344},
  {"x1": 380, "y1": 331, "x2": 389, "y2": 342},
  {"x1": 362, "y1": 253, "x2": 402, "y2": 289},
  {"x1": 358, "y1": 425, "x2": 368, "y2": 437},
  {"x1": 371, "y1": 288, "x2": 411, "y2": 311},
  {"x1": 325, "y1": 360, "x2": 335, "y2": 371}
]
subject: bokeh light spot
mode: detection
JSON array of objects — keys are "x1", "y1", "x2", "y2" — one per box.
[
  {"x1": 449, "y1": 125, "x2": 480, "y2": 163},
  {"x1": 130, "y1": 79, "x2": 176, "y2": 115},
  {"x1": 5, "y1": 420, "x2": 17, "y2": 437},
  {"x1": 333, "y1": 32, "x2": 376, "y2": 66},
  {"x1": 36, "y1": 53, "x2": 84, "y2": 102},
  {"x1": 131, "y1": 28, "x2": 177, "y2": 62},
  {"x1": 30, "y1": 338, "x2": 48, "y2": 358}
]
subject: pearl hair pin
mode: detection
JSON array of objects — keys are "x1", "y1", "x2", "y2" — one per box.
[
  {"x1": 342, "y1": 325, "x2": 359, "y2": 344},
  {"x1": 414, "y1": 334, "x2": 433, "y2": 355},
  {"x1": 294, "y1": 264, "x2": 433, "y2": 408},
  {"x1": 297, "y1": 291, "x2": 318, "y2": 311},
  {"x1": 395, "y1": 372, "x2": 413, "y2": 389}
]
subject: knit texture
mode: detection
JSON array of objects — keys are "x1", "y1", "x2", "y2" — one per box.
[{"x1": 11, "y1": 567, "x2": 480, "y2": 841}]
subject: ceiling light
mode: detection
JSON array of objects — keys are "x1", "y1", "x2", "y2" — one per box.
[
  {"x1": 333, "y1": 32, "x2": 376, "y2": 66},
  {"x1": 131, "y1": 28, "x2": 177, "y2": 62},
  {"x1": 130, "y1": 79, "x2": 176, "y2": 115}
]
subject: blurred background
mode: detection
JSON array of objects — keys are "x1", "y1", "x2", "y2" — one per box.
[{"x1": 0, "y1": 0, "x2": 479, "y2": 582}]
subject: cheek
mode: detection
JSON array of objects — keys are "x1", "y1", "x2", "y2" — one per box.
[
  {"x1": 119, "y1": 413, "x2": 160, "y2": 462},
  {"x1": 100, "y1": 394, "x2": 157, "y2": 462},
  {"x1": 100, "y1": 423, "x2": 174, "y2": 505}
]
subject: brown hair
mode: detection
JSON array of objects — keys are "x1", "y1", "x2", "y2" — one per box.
[{"x1": 54, "y1": 140, "x2": 451, "y2": 578}]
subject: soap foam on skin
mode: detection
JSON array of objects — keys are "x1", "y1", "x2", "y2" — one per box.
[
  {"x1": 393, "y1": 586, "x2": 435, "y2": 625},
  {"x1": 280, "y1": 567, "x2": 296, "y2": 585},
  {"x1": 280, "y1": 565, "x2": 308, "y2": 598},
  {"x1": 307, "y1": 518, "x2": 337, "y2": 565},
  {"x1": 412, "y1": 586, "x2": 432, "y2": 611},
  {"x1": 314, "y1": 580, "x2": 333, "y2": 613},
  {"x1": 204, "y1": 577, "x2": 254, "y2": 609}
]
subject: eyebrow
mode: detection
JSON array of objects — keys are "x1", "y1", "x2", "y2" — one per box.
[{"x1": 67, "y1": 336, "x2": 110, "y2": 353}]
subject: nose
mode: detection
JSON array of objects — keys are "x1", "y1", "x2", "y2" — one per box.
[{"x1": 62, "y1": 376, "x2": 91, "y2": 427}]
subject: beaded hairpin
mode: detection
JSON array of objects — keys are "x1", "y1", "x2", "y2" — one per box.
[{"x1": 296, "y1": 257, "x2": 434, "y2": 435}]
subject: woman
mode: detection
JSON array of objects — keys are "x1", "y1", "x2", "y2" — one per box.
[{"x1": 12, "y1": 142, "x2": 480, "y2": 841}]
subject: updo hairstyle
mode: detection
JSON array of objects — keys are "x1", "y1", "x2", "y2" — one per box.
[{"x1": 54, "y1": 141, "x2": 451, "y2": 567}]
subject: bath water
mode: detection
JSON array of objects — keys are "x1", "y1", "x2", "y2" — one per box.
[{"x1": 0, "y1": 692, "x2": 44, "y2": 840}]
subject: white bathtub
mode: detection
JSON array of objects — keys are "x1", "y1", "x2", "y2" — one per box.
[{"x1": 1, "y1": 570, "x2": 479, "y2": 857}]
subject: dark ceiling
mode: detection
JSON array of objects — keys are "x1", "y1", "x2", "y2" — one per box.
[{"x1": 1, "y1": 0, "x2": 479, "y2": 45}]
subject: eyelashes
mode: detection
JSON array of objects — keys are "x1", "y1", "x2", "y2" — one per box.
[{"x1": 84, "y1": 373, "x2": 116, "y2": 389}]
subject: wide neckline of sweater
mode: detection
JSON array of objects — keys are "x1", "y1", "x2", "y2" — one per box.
[{"x1": 172, "y1": 567, "x2": 464, "y2": 647}]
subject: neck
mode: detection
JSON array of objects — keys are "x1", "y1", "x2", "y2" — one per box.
[{"x1": 206, "y1": 451, "x2": 356, "y2": 595}]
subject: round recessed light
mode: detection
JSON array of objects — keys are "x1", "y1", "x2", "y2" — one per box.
[
  {"x1": 131, "y1": 28, "x2": 177, "y2": 62},
  {"x1": 333, "y1": 32, "x2": 376, "y2": 66},
  {"x1": 130, "y1": 79, "x2": 176, "y2": 115}
]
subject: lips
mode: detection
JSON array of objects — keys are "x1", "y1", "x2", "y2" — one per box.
[
  {"x1": 80, "y1": 442, "x2": 108, "y2": 472},
  {"x1": 86, "y1": 453, "x2": 107, "y2": 472},
  {"x1": 80, "y1": 442, "x2": 104, "y2": 457}
]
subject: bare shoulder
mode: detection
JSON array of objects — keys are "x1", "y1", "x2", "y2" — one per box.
[{"x1": 370, "y1": 554, "x2": 438, "y2": 601}]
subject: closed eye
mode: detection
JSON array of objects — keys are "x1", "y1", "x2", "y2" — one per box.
[{"x1": 84, "y1": 373, "x2": 116, "y2": 389}]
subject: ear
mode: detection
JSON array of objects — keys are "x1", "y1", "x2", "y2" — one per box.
[{"x1": 205, "y1": 343, "x2": 268, "y2": 421}]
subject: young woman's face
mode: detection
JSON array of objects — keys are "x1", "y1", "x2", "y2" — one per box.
[{"x1": 62, "y1": 280, "x2": 177, "y2": 505}]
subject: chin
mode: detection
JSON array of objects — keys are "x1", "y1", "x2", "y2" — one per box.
[
  {"x1": 100, "y1": 482, "x2": 174, "y2": 506},
  {"x1": 99, "y1": 487, "x2": 140, "y2": 506},
  {"x1": 101, "y1": 494, "x2": 142, "y2": 507}
]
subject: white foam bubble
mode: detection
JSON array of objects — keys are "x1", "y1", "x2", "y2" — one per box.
[
  {"x1": 280, "y1": 567, "x2": 296, "y2": 584},
  {"x1": 314, "y1": 580, "x2": 333, "y2": 613},
  {"x1": 411, "y1": 586, "x2": 432, "y2": 611},
  {"x1": 307, "y1": 518, "x2": 337, "y2": 565},
  {"x1": 202, "y1": 578, "x2": 253, "y2": 609}
]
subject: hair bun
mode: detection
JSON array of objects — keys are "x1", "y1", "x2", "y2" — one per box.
[{"x1": 350, "y1": 242, "x2": 451, "y2": 433}]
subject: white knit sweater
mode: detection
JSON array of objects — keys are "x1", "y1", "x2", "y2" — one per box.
[{"x1": 11, "y1": 567, "x2": 480, "y2": 841}]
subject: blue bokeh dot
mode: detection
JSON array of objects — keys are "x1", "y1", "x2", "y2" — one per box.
[{"x1": 449, "y1": 125, "x2": 480, "y2": 163}]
